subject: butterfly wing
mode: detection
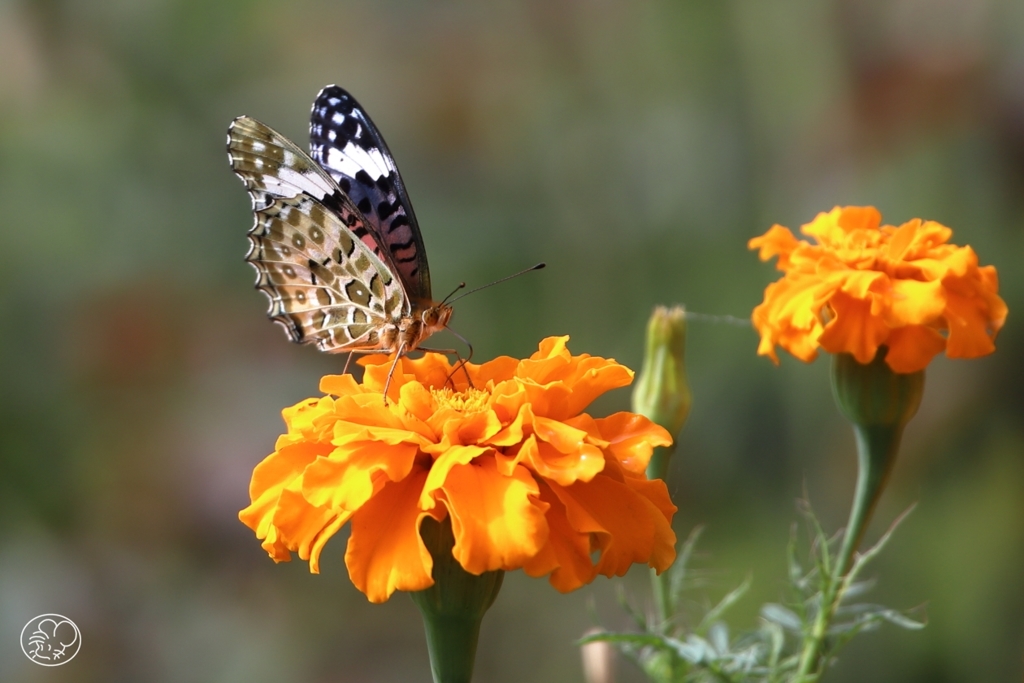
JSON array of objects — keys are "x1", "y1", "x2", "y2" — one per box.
[
  {"x1": 227, "y1": 115, "x2": 408, "y2": 352},
  {"x1": 309, "y1": 85, "x2": 432, "y2": 302}
]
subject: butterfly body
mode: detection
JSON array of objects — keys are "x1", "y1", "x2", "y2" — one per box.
[{"x1": 227, "y1": 86, "x2": 450, "y2": 359}]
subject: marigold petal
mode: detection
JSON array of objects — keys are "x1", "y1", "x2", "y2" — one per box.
[
  {"x1": 593, "y1": 413, "x2": 673, "y2": 474},
  {"x1": 244, "y1": 440, "x2": 326, "y2": 509},
  {"x1": 466, "y1": 355, "x2": 519, "y2": 389},
  {"x1": 398, "y1": 381, "x2": 438, "y2": 424},
  {"x1": 240, "y1": 440, "x2": 330, "y2": 552},
  {"x1": 400, "y1": 352, "x2": 458, "y2": 388},
  {"x1": 836, "y1": 269, "x2": 885, "y2": 301},
  {"x1": 329, "y1": 393, "x2": 407, "y2": 431},
  {"x1": 420, "y1": 445, "x2": 490, "y2": 508},
  {"x1": 441, "y1": 458, "x2": 548, "y2": 574},
  {"x1": 621, "y1": 476, "x2": 677, "y2": 572},
  {"x1": 748, "y1": 224, "x2": 800, "y2": 269},
  {"x1": 487, "y1": 401, "x2": 530, "y2": 447},
  {"x1": 303, "y1": 442, "x2": 420, "y2": 511},
  {"x1": 884, "y1": 326, "x2": 946, "y2": 373},
  {"x1": 835, "y1": 205, "x2": 882, "y2": 233},
  {"x1": 309, "y1": 513, "x2": 351, "y2": 574},
  {"x1": 533, "y1": 415, "x2": 590, "y2": 454},
  {"x1": 520, "y1": 380, "x2": 572, "y2": 420},
  {"x1": 549, "y1": 471, "x2": 676, "y2": 579},
  {"x1": 520, "y1": 434, "x2": 605, "y2": 486},
  {"x1": 944, "y1": 286, "x2": 1000, "y2": 359},
  {"x1": 562, "y1": 360, "x2": 635, "y2": 420},
  {"x1": 271, "y1": 488, "x2": 352, "y2": 573},
  {"x1": 319, "y1": 373, "x2": 362, "y2": 398},
  {"x1": 522, "y1": 481, "x2": 598, "y2": 592},
  {"x1": 457, "y1": 409, "x2": 503, "y2": 444},
  {"x1": 345, "y1": 465, "x2": 443, "y2": 603},
  {"x1": 360, "y1": 354, "x2": 450, "y2": 398},
  {"x1": 530, "y1": 336, "x2": 572, "y2": 363},
  {"x1": 887, "y1": 278, "x2": 946, "y2": 326},
  {"x1": 489, "y1": 379, "x2": 529, "y2": 423},
  {"x1": 818, "y1": 291, "x2": 890, "y2": 363},
  {"x1": 519, "y1": 354, "x2": 633, "y2": 421},
  {"x1": 279, "y1": 397, "x2": 335, "y2": 440}
]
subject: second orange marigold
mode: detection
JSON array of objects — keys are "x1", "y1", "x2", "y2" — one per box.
[{"x1": 749, "y1": 206, "x2": 1007, "y2": 373}]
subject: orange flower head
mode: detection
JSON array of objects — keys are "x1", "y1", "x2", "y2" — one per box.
[
  {"x1": 749, "y1": 206, "x2": 1007, "y2": 373},
  {"x1": 239, "y1": 336, "x2": 677, "y2": 603}
]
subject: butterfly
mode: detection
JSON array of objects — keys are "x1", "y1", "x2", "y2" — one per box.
[{"x1": 227, "y1": 85, "x2": 452, "y2": 369}]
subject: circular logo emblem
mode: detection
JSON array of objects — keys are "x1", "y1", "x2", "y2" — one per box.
[{"x1": 20, "y1": 614, "x2": 81, "y2": 666}]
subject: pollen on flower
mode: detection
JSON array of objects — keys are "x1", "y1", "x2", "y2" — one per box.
[{"x1": 431, "y1": 386, "x2": 489, "y2": 414}]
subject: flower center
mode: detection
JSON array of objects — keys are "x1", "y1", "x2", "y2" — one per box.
[{"x1": 431, "y1": 387, "x2": 490, "y2": 414}]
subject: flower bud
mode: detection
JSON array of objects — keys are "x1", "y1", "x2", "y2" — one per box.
[{"x1": 633, "y1": 306, "x2": 692, "y2": 480}]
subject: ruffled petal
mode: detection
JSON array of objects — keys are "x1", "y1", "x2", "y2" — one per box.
[
  {"x1": 593, "y1": 413, "x2": 673, "y2": 473},
  {"x1": 548, "y1": 468, "x2": 676, "y2": 579},
  {"x1": 884, "y1": 326, "x2": 947, "y2": 373},
  {"x1": 818, "y1": 291, "x2": 891, "y2": 364},
  {"x1": 441, "y1": 458, "x2": 548, "y2": 574},
  {"x1": 240, "y1": 440, "x2": 330, "y2": 542},
  {"x1": 522, "y1": 481, "x2": 598, "y2": 592},
  {"x1": 303, "y1": 441, "x2": 420, "y2": 511},
  {"x1": 517, "y1": 434, "x2": 605, "y2": 486},
  {"x1": 345, "y1": 465, "x2": 443, "y2": 603}
]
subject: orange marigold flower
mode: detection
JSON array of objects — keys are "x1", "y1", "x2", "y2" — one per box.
[
  {"x1": 239, "y1": 336, "x2": 677, "y2": 603},
  {"x1": 749, "y1": 206, "x2": 1007, "y2": 373}
]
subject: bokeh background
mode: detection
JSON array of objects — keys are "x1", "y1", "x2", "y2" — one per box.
[{"x1": 2, "y1": 0, "x2": 1023, "y2": 681}]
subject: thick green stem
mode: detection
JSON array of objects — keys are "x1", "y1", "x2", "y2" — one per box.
[
  {"x1": 794, "y1": 351, "x2": 922, "y2": 681},
  {"x1": 833, "y1": 424, "x2": 903, "y2": 579},
  {"x1": 411, "y1": 517, "x2": 504, "y2": 683},
  {"x1": 793, "y1": 424, "x2": 903, "y2": 681}
]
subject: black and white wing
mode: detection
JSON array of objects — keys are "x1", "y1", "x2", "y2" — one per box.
[{"x1": 309, "y1": 85, "x2": 432, "y2": 302}]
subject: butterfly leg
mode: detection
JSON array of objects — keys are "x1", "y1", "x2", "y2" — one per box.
[
  {"x1": 382, "y1": 344, "x2": 408, "y2": 405},
  {"x1": 416, "y1": 346, "x2": 474, "y2": 390},
  {"x1": 448, "y1": 348, "x2": 473, "y2": 389}
]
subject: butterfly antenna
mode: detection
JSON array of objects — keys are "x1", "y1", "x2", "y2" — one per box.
[
  {"x1": 446, "y1": 263, "x2": 546, "y2": 305},
  {"x1": 441, "y1": 282, "x2": 467, "y2": 306}
]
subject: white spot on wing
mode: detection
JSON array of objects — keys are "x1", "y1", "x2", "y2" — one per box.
[
  {"x1": 269, "y1": 166, "x2": 334, "y2": 200},
  {"x1": 326, "y1": 142, "x2": 390, "y2": 180}
]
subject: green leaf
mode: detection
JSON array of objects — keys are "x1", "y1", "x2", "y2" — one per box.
[
  {"x1": 760, "y1": 604, "x2": 802, "y2": 632},
  {"x1": 698, "y1": 575, "x2": 751, "y2": 633}
]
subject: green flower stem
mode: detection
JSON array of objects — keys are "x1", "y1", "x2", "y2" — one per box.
[
  {"x1": 411, "y1": 517, "x2": 504, "y2": 683},
  {"x1": 793, "y1": 423, "x2": 904, "y2": 681},
  {"x1": 794, "y1": 351, "x2": 923, "y2": 681},
  {"x1": 833, "y1": 423, "x2": 903, "y2": 579},
  {"x1": 650, "y1": 564, "x2": 671, "y2": 627}
]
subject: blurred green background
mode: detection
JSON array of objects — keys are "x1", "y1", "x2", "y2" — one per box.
[{"x1": 1, "y1": 0, "x2": 1022, "y2": 681}]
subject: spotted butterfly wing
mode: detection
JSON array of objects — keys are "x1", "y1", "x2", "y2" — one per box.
[
  {"x1": 227, "y1": 115, "x2": 410, "y2": 353},
  {"x1": 309, "y1": 85, "x2": 432, "y2": 302}
]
